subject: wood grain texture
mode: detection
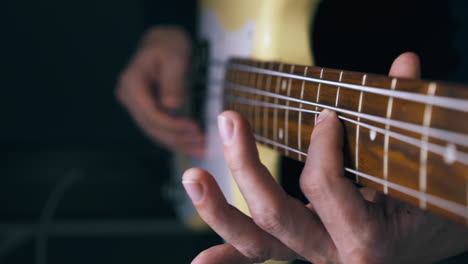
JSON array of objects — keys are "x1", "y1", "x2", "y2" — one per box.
[{"x1": 224, "y1": 58, "x2": 468, "y2": 225}]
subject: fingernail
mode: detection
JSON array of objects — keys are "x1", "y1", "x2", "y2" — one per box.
[
  {"x1": 316, "y1": 109, "x2": 330, "y2": 124},
  {"x1": 217, "y1": 115, "x2": 234, "y2": 145},
  {"x1": 182, "y1": 180, "x2": 204, "y2": 203}
]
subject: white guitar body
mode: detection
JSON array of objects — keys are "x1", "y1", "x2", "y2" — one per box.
[{"x1": 173, "y1": 0, "x2": 320, "y2": 230}]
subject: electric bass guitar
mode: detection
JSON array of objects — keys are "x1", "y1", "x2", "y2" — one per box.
[{"x1": 170, "y1": 0, "x2": 468, "y2": 229}]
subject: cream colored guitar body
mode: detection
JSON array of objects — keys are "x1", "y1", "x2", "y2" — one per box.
[{"x1": 173, "y1": 0, "x2": 320, "y2": 232}]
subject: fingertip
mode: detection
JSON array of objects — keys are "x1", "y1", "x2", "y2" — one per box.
[
  {"x1": 218, "y1": 111, "x2": 247, "y2": 125},
  {"x1": 389, "y1": 52, "x2": 421, "y2": 79},
  {"x1": 182, "y1": 168, "x2": 208, "y2": 204},
  {"x1": 182, "y1": 167, "x2": 205, "y2": 182},
  {"x1": 218, "y1": 111, "x2": 245, "y2": 132},
  {"x1": 219, "y1": 110, "x2": 238, "y2": 117},
  {"x1": 220, "y1": 111, "x2": 254, "y2": 137},
  {"x1": 182, "y1": 168, "x2": 224, "y2": 206},
  {"x1": 303, "y1": 109, "x2": 344, "y2": 175},
  {"x1": 315, "y1": 109, "x2": 338, "y2": 125},
  {"x1": 192, "y1": 244, "x2": 251, "y2": 264},
  {"x1": 218, "y1": 110, "x2": 254, "y2": 147},
  {"x1": 398, "y1": 51, "x2": 419, "y2": 61},
  {"x1": 311, "y1": 110, "x2": 342, "y2": 141}
]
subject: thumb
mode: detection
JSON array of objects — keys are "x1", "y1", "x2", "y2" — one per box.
[{"x1": 388, "y1": 52, "x2": 421, "y2": 79}]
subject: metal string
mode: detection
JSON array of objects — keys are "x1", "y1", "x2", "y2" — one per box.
[
  {"x1": 252, "y1": 134, "x2": 467, "y2": 219},
  {"x1": 228, "y1": 63, "x2": 468, "y2": 113},
  {"x1": 225, "y1": 82, "x2": 468, "y2": 148},
  {"x1": 225, "y1": 95, "x2": 468, "y2": 165}
]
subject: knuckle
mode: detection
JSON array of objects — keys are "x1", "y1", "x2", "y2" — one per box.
[
  {"x1": 239, "y1": 244, "x2": 270, "y2": 263},
  {"x1": 227, "y1": 157, "x2": 246, "y2": 175},
  {"x1": 252, "y1": 204, "x2": 286, "y2": 235},
  {"x1": 226, "y1": 147, "x2": 263, "y2": 177},
  {"x1": 300, "y1": 168, "x2": 324, "y2": 199},
  {"x1": 300, "y1": 160, "x2": 343, "y2": 200}
]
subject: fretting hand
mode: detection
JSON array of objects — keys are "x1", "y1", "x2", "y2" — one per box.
[
  {"x1": 116, "y1": 26, "x2": 204, "y2": 157},
  {"x1": 182, "y1": 53, "x2": 468, "y2": 264}
]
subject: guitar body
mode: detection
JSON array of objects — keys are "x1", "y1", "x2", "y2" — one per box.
[{"x1": 172, "y1": 0, "x2": 320, "y2": 229}]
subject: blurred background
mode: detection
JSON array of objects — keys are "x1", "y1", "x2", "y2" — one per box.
[
  {"x1": 1, "y1": 0, "x2": 220, "y2": 263},
  {"x1": 1, "y1": 0, "x2": 467, "y2": 263}
]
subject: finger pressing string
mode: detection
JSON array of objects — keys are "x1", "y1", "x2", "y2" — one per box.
[
  {"x1": 217, "y1": 111, "x2": 336, "y2": 262},
  {"x1": 300, "y1": 110, "x2": 369, "y2": 253}
]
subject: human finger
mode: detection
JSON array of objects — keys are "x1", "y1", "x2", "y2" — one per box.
[
  {"x1": 300, "y1": 110, "x2": 369, "y2": 251},
  {"x1": 360, "y1": 187, "x2": 379, "y2": 202},
  {"x1": 158, "y1": 51, "x2": 189, "y2": 110},
  {"x1": 139, "y1": 26, "x2": 190, "y2": 110},
  {"x1": 135, "y1": 114, "x2": 204, "y2": 157},
  {"x1": 182, "y1": 168, "x2": 297, "y2": 262},
  {"x1": 217, "y1": 111, "x2": 336, "y2": 262},
  {"x1": 117, "y1": 68, "x2": 200, "y2": 133},
  {"x1": 116, "y1": 67, "x2": 206, "y2": 155},
  {"x1": 192, "y1": 244, "x2": 251, "y2": 264},
  {"x1": 388, "y1": 52, "x2": 420, "y2": 79}
]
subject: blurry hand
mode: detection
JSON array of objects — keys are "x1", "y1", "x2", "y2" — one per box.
[
  {"x1": 182, "y1": 53, "x2": 468, "y2": 263},
  {"x1": 116, "y1": 26, "x2": 204, "y2": 157}
]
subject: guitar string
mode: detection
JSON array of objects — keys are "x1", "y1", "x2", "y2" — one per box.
[
  {"x1": 225, "y1": 95, "x2": 468, "y2": 165},
  {"x1": 227, "y1": 75, "x2": 467, "y2": 217},
  {"x1": 227, "y1": 62, "x2": 468, "y2": 113},
  {"x1": 253, "y1": 135, "x2": 467, "y2": 218},
  {"x1": 208, "y1": 61, "x2": 467, "y2": 219},
  {"x1": 225, "y1": 82, "x2": 468, "y2": 148}
]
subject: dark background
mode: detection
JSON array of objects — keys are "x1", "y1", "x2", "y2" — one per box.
[{"x1": 1, "y1": 0, "x2": 467, "y2": 263}]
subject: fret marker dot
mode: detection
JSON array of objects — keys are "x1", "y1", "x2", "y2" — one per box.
[
  {"x1": 279, "y1": 128, "x2": 284, "y2": 140},
  {"x1": 369, "y1": 129, "x2": 377, "y2": 141},
  {"x1": 444, "y1": 143, "x2": 457, "y2": 164},
  {"x1": 281, "y1": 80, "x2": 287, "y2": 91}
]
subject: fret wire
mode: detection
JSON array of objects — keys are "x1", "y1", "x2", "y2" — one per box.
[
  {"x1": 249, "y1": 66, "x2": 256, "y2": 129},
  {"x1": 253, "y1": 133, "x2": 467, "y2": 218},
  {"x1": 335, "y1": 71, "x2": 343, "y2": 107},
  {"x1": 225, "y1": 95, "x2": 468, "y2": 165},
  {"x1": 226, "y1": 95, "x2": 318, "y2": 114},
  {"x1": 383, "y1": 78, "x2": 397, "y2": 194},
  {"x1": 315, "y1": 68, "x2": 324, "y2": 124},
  {"x1": 232, "y1": 70, "x2": 237, "y2": 112},
  {"x1": 274, "y1": 64, "x2": 284, "y2": 150},
  {"x1": 226, "y1": 82, "x2": 468, "y2": 148},
  {"x1": 345, "y1": 168, "x2": 466, "y2": 218},
  {"x1": 298, "y1": 67, "x2": 308, "y2": 162},
  {"x1": 228, "y1": 62, "x2": 468, "y2": 113},
  {"x1": 255, "y1": 63, "x2": 265, "y2": 135},
  {"x1": 419, "y1": 83, "x2": 437, "y2": 209},
  {"x1": 355, "y1": 75, "x2": 367, "y2": 183},
  {"x1": 285, "y1": 65, "x2": 294, "y2": 156},
  {"x1": 264, "y1": 63, "x2": 274, "y2": 140}
]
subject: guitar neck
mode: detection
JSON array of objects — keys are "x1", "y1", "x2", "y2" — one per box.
[{"x1": 222, "y1": 58, "x2": 468, "y2": 225}]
